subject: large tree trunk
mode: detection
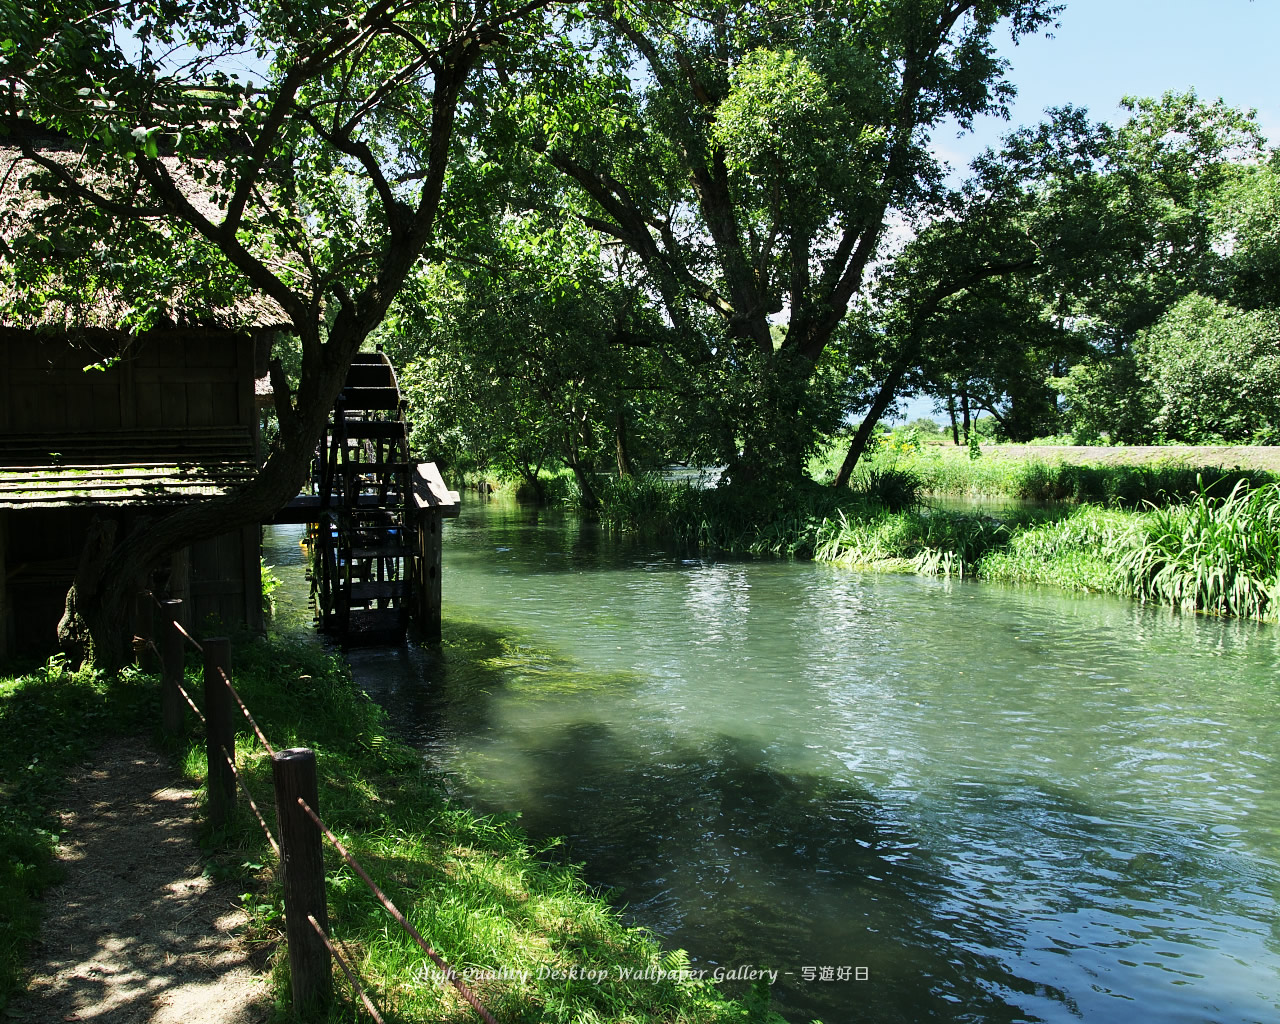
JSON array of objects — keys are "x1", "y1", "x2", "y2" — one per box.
[
  {"x1": 57, "y1": 516, "x2": 119, "y2": 666},
  {"x1": 614, "y1": 405, "x2": 635, "y2": 478},
  {"x1": 568, "y1": 459, "x2": 599, "y2": 511},
  {"x1": 833, "y1": 361, "x2": 910, "y2": 490}
]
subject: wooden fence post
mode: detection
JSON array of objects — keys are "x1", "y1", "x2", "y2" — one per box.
[
  {"x1": 202, "y1": 636, "x2": 236, "y2": 828},
  {"x1": 160, "y1": 599, "x2": 184, "y2": 735},
  {"x1": 272, "y1": 747, "x2": 332, "y2": 1015}
]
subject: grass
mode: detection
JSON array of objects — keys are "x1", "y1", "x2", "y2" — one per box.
[
  {"x1": 557, "y1": 459, "x2": 1280, "y2": 623},
  {"x1": 840, "y1": 437, "x2": 1277, "y2": 505},
  {"x1": 814, "y1": 481, "x2": 1280, "y2": 622},
  {"x1": 578, "y1": 475, "x2": 853, "y2": 558},
  {"x1": 1116, "y1": 480, "x2": 1280, "y2": 620},
  {"x1": 0, "y1": 634, "x2": 787, "y2": 1023}
]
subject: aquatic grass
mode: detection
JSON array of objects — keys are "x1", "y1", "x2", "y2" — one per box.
[
  {"x1": 976, "y1": 506, "x2": 1137, "y2": 593},
  {"x1": 814, "y1": 506, "x2": 1022, "y2": 578},
  {"x1": 812, "y1": 481, "x2": 1280, "y2": 621},
  {"x1": 1117, "y1": 480, "x2": 1280, "y2": 620},
  {"x1": 852, "y1": 466, "x2": 924, "y2": 512},
  {"x1": 583, "y1": 474, "x2": 853, "y2": 558}
]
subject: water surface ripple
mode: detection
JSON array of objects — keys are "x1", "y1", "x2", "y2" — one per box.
[{"x1": 267, "y1": 499, "x2": 1280, "y2": 1023}]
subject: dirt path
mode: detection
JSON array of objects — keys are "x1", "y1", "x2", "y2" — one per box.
[{"x1": 9, "y1": 740, "x2": 273, "y2": 1024}]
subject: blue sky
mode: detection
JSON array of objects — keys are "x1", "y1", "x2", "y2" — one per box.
[
  {"x1": 940, "y1": 0, "x2": 1280, "y2": 169},
  {"x1": 896, "y1": 0, "x2": 1280, "y2": 424}
]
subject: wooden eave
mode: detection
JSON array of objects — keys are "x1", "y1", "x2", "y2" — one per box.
[{"x1": 0, "y1": 425, "x2": 257, "y2": 509}]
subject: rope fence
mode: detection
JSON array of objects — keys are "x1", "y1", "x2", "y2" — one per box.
[
  {"x1": 217, "y1": 665, "x2": 275, "y2": 755},
  {"x1": 298, "y1": 796, "x2": 500, "y2": 1024},
  {"x1": 139, "y1": 591, "x2": 496, "y2": 1023},
  {"x1": 309, "y1": 914, "x2": 387, "y2": 1024},
  {"x1": 220, "y1": 743, "x2": 281, "y2": 859}
]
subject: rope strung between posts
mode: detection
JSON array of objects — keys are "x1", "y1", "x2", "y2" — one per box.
[
  {"x1": 174, "y1": 674, "x2": 206, "y2": 726},
  {"x1": 170, "y1": 617, "x2": 205, "y2": 653},
  {"x1": 152, "y1": 655, "x2": 207, "y2": 727},
  {"x1": 296, "y1": 797, "x2": 499, "y2": 1024},
  {"x1": 217, "y1": 666, "x2": 276, "y2": 756},
  {"x1": 219, "y1": 745, "x2": 280, "y2": 858},
  {"x1": 139, "y1": 593, "x2": 478, "y2": 1021},
  {"x1": 146, "y1": 591, "x2": 206, "y2": 653},
  {"x1": 307, "y1": 915, "x2": 386, "y2": 1024}
]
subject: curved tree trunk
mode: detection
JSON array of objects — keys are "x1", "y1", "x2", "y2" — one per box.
[
  {"x1": 833, "y1": 361, "x2": 910, "y2": 490},
  {"x1": 614, "y1": 405, "x2": 635, "y2": 478},
  {"x1": 66, "y1": 331, "x2": 364, "y2": 670}
]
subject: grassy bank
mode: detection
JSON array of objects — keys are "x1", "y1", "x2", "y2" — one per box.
[
  {"x1": 1, "y1": 638, "x2": 785, "y2": 1022},
  {"x1": 564, "y1": 466, "x2": 1280, "y2": 623},
  {"x1": 814, "y1": 481, "x2": 1280, "y2": 621}
]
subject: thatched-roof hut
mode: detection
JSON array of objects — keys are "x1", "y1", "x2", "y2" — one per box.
[{"x1": 0, "y1": 142, "x2": 291, "y2": 660}]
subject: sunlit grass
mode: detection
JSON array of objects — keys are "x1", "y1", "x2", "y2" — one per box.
[
  {"x1": 850, "y1": 442, "x2": 1275, "y2": 505},
  {"x1": 1117, "y1": 480, "x2": 1280, "y2": 620},
  {"x1": 813, "y1": 482, "x2": 1280, "y2": 621},
  {"x1": 1, "y1": 633, "x2": 785, "y2": 1021}
]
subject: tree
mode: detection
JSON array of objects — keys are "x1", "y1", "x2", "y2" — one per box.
[
  {"x1": 1135, "y1": 293, "x2": 1280, "y2": 444},
  {"x1": 1215, "y1": 155, "x2": 1280, "y2": 310},
  {"x1": 519, "y1": 0, "x2": 1062, "y2": 483},
  {"x1": 382, "y1": 210, "x2": 674, "y2": 503},
  {"x1": 1028, "y1": 92, "x2": 1270, "y2": 442},
  {"x1": 889, "y1": 91, "x2": 1271, "y2": 450},
  {"x1": 3, "y1": 0, "x2": 554, "y2": 666}
]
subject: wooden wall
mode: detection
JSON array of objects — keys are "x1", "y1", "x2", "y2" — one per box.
[
  {"x1": 0, "y1": 510, "x2": 263, "y2": 661},
  {"x1": 0, "y1": 330, "x2": 266, "y2": 662},
  {"x1": 190, "y1": 524, "x2": 263, "y2": 636},
  {"x1": 0, "y1": 328, "x2": 255, "y2": 433},
  {"x1": 0, "y1": 512, "x2": 9, "y2": 662}
]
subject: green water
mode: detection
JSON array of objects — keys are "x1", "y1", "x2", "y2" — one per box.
[{"x1": 265, "y1": 498, "x2": 1280, "y2": 1023}]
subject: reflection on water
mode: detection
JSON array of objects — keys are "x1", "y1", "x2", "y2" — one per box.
[{"x1": 264, "y1": 501, "x2": 1280, "y2": 1024}]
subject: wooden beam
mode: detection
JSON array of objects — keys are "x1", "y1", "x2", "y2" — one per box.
[{"x1": 411, "y1": 461, "x2": 460, "y2": 517}]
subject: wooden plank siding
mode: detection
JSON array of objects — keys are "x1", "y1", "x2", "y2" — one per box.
[
  {"x1": 189, "y1": 525, "x2": 263, "y2": 634},
  {"x1": 0, "y1": 331, "x2": 257, "y2": 433},
  {"x1": 0, "y1": 330, "x2": 269, "y2": 659}
]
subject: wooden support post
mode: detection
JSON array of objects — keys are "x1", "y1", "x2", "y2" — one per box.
[
  {"x1": 421, "y1": 513, "x2": 443, "y2": 641},
  {"x1": 133, "y1": 591, "x2": 154, "y2": 671},
  {"x1": 160, "y1": 599, "x2": 185, "y2": 735},
  {"x1": 272, "y1": 748, "x2": 332, "y2": 1016},
  {"x1": 202, "y1": 636, "x2": 236, "y2": 828}
]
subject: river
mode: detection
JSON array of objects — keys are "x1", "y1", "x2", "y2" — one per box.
[{"x1": 264, "y1": 496, "x2": 1280, "y2": 1023}]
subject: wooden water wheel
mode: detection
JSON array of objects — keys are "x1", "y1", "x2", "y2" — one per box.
[{"x1": 314, "y1": 351, "x2": 413, "y2": 644}]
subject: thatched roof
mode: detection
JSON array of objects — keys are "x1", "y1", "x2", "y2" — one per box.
[{"x1": 0, "y1": 142, "x2": 292, "y2": 336}]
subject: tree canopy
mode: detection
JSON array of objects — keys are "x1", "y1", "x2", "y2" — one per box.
[
  {"x1": 5, "y1": 0, "x2": 1280, "y2": 667},
  {"x1": 2, "y1": 0, "x2": 557, "y2": 663},
  {"x1": 517, "y1": 0, "x2": 1064, "y2": 479}
]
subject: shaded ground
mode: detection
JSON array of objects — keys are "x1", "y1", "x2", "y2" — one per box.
[
  {"x1": 9, "y1": 740, "x2": 273, "y2": 1023},
  {"x1": 971, "y1": 444, "x2": 1280, "y2": 471}
]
